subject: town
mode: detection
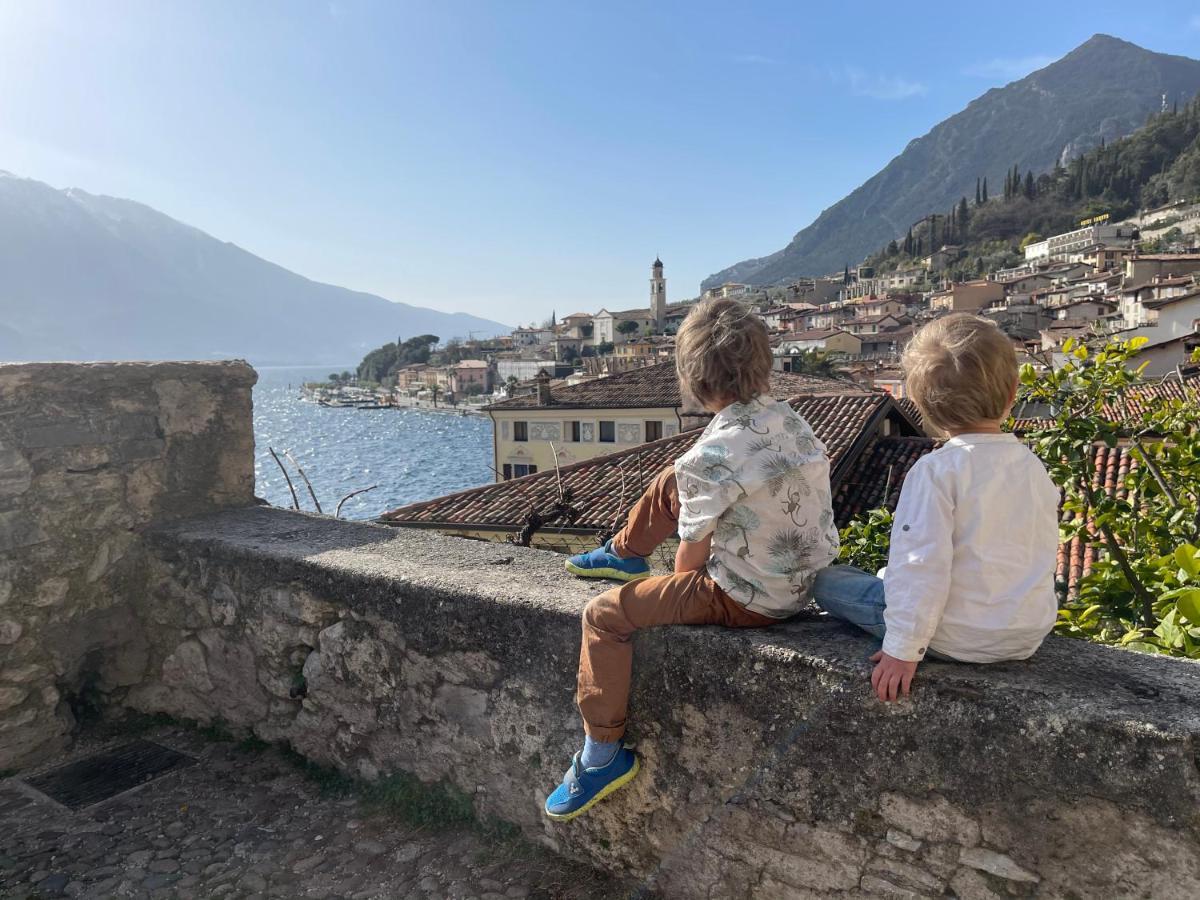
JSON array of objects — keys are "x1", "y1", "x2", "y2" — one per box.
[{"x1": 310, "y1": 196, "x2": 1200, "y2": 486}]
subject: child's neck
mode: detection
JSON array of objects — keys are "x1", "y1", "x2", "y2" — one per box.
[{"x1": 946, "y1": 419, "x2": 1004, "y2": 437}]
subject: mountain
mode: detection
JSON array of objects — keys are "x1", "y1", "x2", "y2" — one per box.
[
  {"x1": 0, "y1": 172, "x2": 510, "y2": 365},
  {"x1": 704, "y1": 35, "x2": 1200, "y2": 288}
]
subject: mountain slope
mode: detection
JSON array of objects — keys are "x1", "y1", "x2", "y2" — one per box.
[
  {"x1": 705, "y1": 35, "x2": 1200, "y2": 288},
  {"x1": 0, "y1": 173, "x2": 510, "y2": 364}
]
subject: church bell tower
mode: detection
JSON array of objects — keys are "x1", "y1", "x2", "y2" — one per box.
[{"x1": 650, "y1": 257, "x2": 666, "y2": 331}]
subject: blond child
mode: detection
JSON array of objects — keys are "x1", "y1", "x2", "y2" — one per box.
[
  {"x1": 813, "y1": 313, "x2": 1059, "y2": 702},
  {"x1": 544, "y1": 298, "x2": 839, "y2": 820}
]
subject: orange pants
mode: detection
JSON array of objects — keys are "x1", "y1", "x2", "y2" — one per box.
[{"x1": 577, "y1": 466, "x2": 776, "y2": 742}]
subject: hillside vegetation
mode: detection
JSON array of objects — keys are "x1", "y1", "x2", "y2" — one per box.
[{"x1": 865, "y1": 95, "x2": 1200, "y2": 279}]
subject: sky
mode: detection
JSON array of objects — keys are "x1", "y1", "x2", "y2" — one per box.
[{"x1": 1, "y1": 2, "x2": 1199, "y2": 327}]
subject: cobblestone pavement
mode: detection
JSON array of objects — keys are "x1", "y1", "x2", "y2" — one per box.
[{"x1": 0, "y1": 727, "x2": 628, "y2": 899}]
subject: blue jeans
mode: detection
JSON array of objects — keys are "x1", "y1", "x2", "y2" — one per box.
[{"x1": 812, "y1": 564, "x2": 886, "y2": 640}]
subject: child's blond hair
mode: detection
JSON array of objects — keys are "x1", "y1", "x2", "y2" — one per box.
[
  {"x1": 902, "y1": 313, "x2": 1018, "y2": 436},
  {"x1": 676, "y1": 298, "x2": 773, "y2": 406}
]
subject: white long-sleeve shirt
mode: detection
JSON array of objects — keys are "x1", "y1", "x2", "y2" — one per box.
[{"x1": 882, "y1": 433, "x2": 1060, "y2": 663}]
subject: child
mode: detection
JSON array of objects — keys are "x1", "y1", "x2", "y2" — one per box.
[
  {"x1": 813, "y1": 313, "x2": 1059, "y2": 703},
  {"x1": 544, "y1": 298, "x2": 840, "y2": 820}
]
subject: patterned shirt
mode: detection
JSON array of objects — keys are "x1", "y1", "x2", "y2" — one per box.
[{"x1": 674, "y1": 395, "x2": 839, "y2": 618}]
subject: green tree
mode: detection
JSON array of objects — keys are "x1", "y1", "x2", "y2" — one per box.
[
  {"x1": 616, "y1": 319, "x2": 641, "y2": 336},
  {"x1": 1019, "y1": 337, "x2": 1200, "y2": 658},
  {"x1": 981, "y1": 176, "x2": 988, "y2": 203}
]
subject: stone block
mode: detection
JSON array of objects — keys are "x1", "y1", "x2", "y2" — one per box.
[
  {"x1": 34, "y1": 577, "x2": 70, "y2": 608},
  {"x1": 880, "y1": 792, "x2": 980, "y2": 847},
  {"x1": 0, "y1": 686, "x2": 28, "y2": 712},
  {"x1": 161, "y1": 641, "x2": 213, "y2": 693},
  {"x1": 0, "y1": 619, "x2": 22, "y2": 644},
  {"x1": 959, "y1": 847, "x2": 1039, "y2": 883}
]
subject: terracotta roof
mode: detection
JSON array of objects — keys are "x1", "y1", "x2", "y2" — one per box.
[
  {"x1": 1057, "y1": 443, "x2": 1138, "y2": 601},
  {"x1": 832, "y1": 436, "x2": 938, "y2": 526},
  {"x1": 484, "y1": 362, "x2": 859, "y2": 412},
  {"x1": 381, "y1": 393, "x2": 911, "y2": 534}
]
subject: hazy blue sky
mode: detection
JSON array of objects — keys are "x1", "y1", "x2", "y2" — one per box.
[{"x1": 2, "y1": 2, "x2": 1199, "y2": 325}]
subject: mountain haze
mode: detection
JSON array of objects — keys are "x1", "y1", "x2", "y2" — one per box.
[
  {"x1": 705, "y1": 35, "x2": 1200, "y2": 288},
  {"x1": 0, "y1": 173, "x2": 510, "y2": 365}
]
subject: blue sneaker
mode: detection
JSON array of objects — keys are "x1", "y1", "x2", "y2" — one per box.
[
  {"x1": 565, "y1": 540, "x2": 651, "y2": 582},
  {"x1": 544, "y1": 746, "x2": 640, "y2": 821}
]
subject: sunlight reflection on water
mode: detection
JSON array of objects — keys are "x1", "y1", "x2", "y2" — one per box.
[{"x1": 252, "y1": 366, "x2": 494, "y2": 520}]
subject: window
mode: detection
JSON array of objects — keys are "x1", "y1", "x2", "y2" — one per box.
[
  {"x1": 599, "y1": 421, "x2": 615, "y2": 443},
  {"x1": 513, "y1": 464, "x2": 538, "y2": 478},
  {"x1": 513, "y1": 421, "x2": 528, "y2": 442},
  {"x1": 502, "y1": 464, "x2": 513, "y2": 480},
  {"x1": 564, "y1": 420, "x2": 581, "y2": 442},
  {"x1": 645, "y1": 420, "x2": 662, "y2": 442}
]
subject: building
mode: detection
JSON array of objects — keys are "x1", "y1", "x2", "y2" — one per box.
[
  {"x1": 776, "y1": 329, "x2": 862, "y2": 361},
  {"x1": 844, "y1": 314, "x2": 908, "y2": 336},
  {"x1": 512, "y1": 327, "x2": 555, "y2": 347},
  {"x1": 1123, "y1": 254, "x2": 1200, "y2": 289},
  {"x1": 920, "y1": 245, "x2": 960, "y2": 272},
  {"x1": 858, "y1": 328, "x2": 913, "y2": 358},
  {"x1": 1023, "y1": 223, "x2": 1135, "y2": 263},
  {"x1": 448, "y1": 360, "x2": 490, "y2": 395},
  {"x1": 592, "y1": 308, "x2": 656, "y2": 345},
  {"x1": 650, "y1": 257, "x2": 667, "y2": 330},
  {"x1": 483, "y1": 362, "x2": 855, "y2": 480},
  {"x1": 929, "y1": 280, "x2": 1005, "y2": 313},
  {"x1": 494, "y1": 357, "x2": 574, "y2": 385},
  {"x1": 1123, "y1": 288, "x2": 1200, "y2": 376},
  {"x1": 703, "y1": 282, "x2": 751, "y2": 301}
]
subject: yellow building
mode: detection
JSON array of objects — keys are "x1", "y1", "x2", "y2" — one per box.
[{"x1": 929, "y1": 280, "x2": 1004, "y2": 313}]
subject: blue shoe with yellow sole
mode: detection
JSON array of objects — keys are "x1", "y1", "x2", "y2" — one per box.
[
  {"x1": 564, "y1": 540, "x2": 651, "y2": 582},
  {"x1": 544, "y1": 746, "x2": 640, "y2": 821}
]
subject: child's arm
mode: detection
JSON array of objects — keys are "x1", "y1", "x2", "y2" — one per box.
[
  {"x1": 675, "y1": 534, "x2": 713, "y2": 573},
  {"x1": 875, "y1": 460, "x2": 955, "y2": 701}
]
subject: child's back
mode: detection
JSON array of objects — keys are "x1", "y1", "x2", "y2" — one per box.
[
  {"x1": 676, "y1": 396, "x2": 839, "y2": 618},
  {"x1": 883, "y1": 433, "x2": 1059, "y2": 663}
]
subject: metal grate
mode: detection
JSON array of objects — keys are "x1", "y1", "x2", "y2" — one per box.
[{"x1": 23, "y1": 740, "x2": 195, "y2": 810}]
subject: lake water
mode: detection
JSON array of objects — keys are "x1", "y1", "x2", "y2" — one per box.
[{"x1": 252, "y1": 366, "x2": 495, "y2": 520}]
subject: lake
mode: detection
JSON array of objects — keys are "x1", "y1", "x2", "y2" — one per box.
[{"x1": 252, "y1": 366, "x2": 495, "y2": 520}]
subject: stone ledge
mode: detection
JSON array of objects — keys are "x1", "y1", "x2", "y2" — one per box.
[
  {"x1": 133, "y1": 506, "x2": 1200, "y2": 897},
  {"x1": 147, "y1": 506, "x2": 1200, "y2": 735}
]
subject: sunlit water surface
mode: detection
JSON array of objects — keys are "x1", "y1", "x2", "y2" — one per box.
[{"x1": 252, "y1": 366, "x2": 494, "y2": 520}]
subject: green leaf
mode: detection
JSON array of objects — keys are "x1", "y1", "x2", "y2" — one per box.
[
  {"x1": 1174, "y1": 545, "x2": 1200, "y2": 579},
  {"x1": 1176, "y1": 590, "x2": 1200, "y2": 625}
]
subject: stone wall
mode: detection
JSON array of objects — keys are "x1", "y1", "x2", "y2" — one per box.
[
  {"x1": 128, "y1": 508, "x2": 1200, "y2": 899},
  {"x1": 0, "y1": 361, "x2": 255, "y2": 770}
]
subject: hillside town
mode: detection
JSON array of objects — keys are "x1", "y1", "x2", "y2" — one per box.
[{"x1": 322, "y1": 198, "x2": 1200, "y2": 462}]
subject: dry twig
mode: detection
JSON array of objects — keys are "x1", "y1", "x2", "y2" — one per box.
[
  {"x1": 335, "y1": 485, "x2": 378, "y2": 518},
  {"x1": 267, "y1": 446, "x2": 300, "y2": 510},
  {"x1": 284, "y1": 450, "x2": 323, "y2": 514}
]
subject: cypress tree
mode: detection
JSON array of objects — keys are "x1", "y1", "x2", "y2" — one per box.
[
  {"x1": 957, "y1": 196, "x2": 969, "y2": 239},
  {"x1": 1024, "y1": 170, "x2": 1035, "y2": 199},
  {"x1": 903, "y1": 227, "x2": 914, "y2": 255},
  {"x1": 982, "y1": 177, "x2": 988, "y2": 203},
  {"x1": 975, "y1": 177, "x2": 981, "y2": 205}
]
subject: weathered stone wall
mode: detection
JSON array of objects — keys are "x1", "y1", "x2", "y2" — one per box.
[
  {"x1": 0, "y1": 361, "x2": 255, "y2": 770},
  {"x1": 128, "y1": 508, "x2": 1200, "y2": 899}
]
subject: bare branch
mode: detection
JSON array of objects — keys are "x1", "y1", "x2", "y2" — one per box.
[
  {"x1": 284, "y1": 450, "x2": 323, "y2": 514},
  {"x1": 267, "y1": 446, "x2": 300, "y2": 511},
  {"x1": 336, "y1": 485, "x2": 378, "y2": 518}
]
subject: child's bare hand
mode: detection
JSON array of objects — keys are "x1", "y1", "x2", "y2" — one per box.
[{"x1": 869, "y1": 650, "x2": 918, "y2": 702}]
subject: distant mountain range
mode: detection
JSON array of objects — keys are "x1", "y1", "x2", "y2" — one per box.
[
  {"x1": 704, "y1": 35, "x2": 1200, "y2": 288},
  {"x1": 0, "y1": 173, "x2": 510, "y2": 365}
]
